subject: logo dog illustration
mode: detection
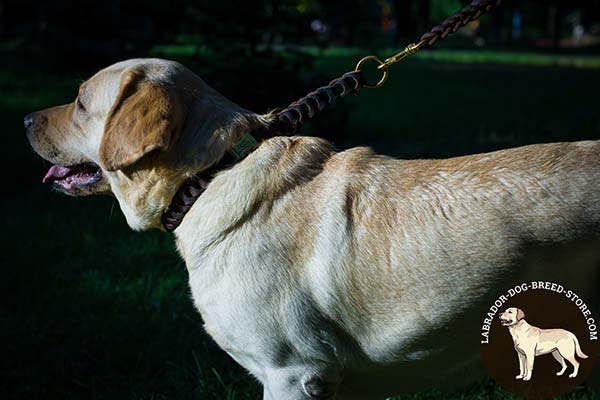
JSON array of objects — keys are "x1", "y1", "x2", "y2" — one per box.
[{"x1": 499, "y1": 307, "x2": 588, "y2": 381}]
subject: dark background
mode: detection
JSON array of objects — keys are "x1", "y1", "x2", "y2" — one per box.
[{"x1": 2, "y1": 0, "x2": 600, "y2": 399}]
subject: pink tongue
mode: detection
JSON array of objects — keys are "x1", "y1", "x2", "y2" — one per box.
[{"x1": 43, "y1": 165, "x2": 74, "y2": 183}]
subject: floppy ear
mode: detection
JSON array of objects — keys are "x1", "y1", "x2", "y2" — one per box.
[
  {"x1": 516, "y1": 308, "x2": 525, "y2": 321},
  {"x1": 99, "y1": 68, "x2": 184, "y2": 171}
]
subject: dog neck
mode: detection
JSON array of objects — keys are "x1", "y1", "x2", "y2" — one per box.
[
  {"x1": 161, "y1": 131, "x2": 263, "y2": 231},
  {"x1": 160, "y1": 101, "x2": 274, "y2": 231},
  {"x1": 172, "y1": 136, "x2": 334, "y2": 265},
  {"x1": 508, "y1": 319, "x2": 530, "y2": 335}
]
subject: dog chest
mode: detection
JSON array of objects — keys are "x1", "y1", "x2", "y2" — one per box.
[{"x1": 186, "y1": 246, "x2": 342, "y2": 379}]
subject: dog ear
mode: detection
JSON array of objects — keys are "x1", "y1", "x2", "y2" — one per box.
[
  {"x1": 99, "y1": 68, "x2": 185, "y2": 171},
  {"x1": 516, "y1": 308, "x2": 525, "y2": 321}
]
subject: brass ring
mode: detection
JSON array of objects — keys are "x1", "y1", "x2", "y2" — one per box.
[{"x1": 355, "y1": 56, "x2": 388, "y2": 89}]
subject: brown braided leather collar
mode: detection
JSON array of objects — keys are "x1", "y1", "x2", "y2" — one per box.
[{"x1": 161, "y1": 133, "x2": 261, "y2": 232}]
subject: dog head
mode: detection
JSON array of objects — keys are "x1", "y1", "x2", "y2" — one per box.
[
  {"x1": 26, "y1": 58, "x2": 266, "y2": 230},
  {"x1": 499, "y1": 307, "x2": 526, "y2": 326}
]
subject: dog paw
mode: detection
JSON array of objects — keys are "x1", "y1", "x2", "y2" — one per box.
[
  {"x1": 522, "y1": 376, "x2": 531, "y2": 381},
  {"x1": 556, "y1": 371, "x2": 565, "y2": 376},
  {"x1": 515, "y1": 375, "x2": 523, "y2": 380},
  {"x1": 568, "y1": 373, "x2": 577, "y2": 378}
]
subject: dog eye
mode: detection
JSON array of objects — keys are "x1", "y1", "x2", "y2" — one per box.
[{"x1": 76, "y1": 98, "x2": 86, "y2": 112}]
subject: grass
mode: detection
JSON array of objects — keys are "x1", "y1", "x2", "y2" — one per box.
[
  {"x1": 2, "y1": 48, "x2": 600, "y2": 399},
  {"x1": 153, "y1": 44, "x2": 600, "y2": 69}
]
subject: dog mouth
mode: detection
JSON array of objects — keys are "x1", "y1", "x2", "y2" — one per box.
[
  {"x1": 499, "y1": 318, "x2": 513, "y2": 326},
  {"x1": 42, "y1": 162, "x2": 102, "y2": 192}
]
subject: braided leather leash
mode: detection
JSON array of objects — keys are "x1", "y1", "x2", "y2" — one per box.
[
  {"x1": 162, "y1": 0, "x2": 502, "y2": 231},
  {"x1": 272, "y1": 71, "x2": 366, "y2": 135},
  {"x1": 422, "y1": 0, "x2": 501, "y2": 45}
]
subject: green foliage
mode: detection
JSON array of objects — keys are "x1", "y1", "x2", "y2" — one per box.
[
  {"x1": 430, "y1": 0, "x2": 463, "y2": 24},
  {"x1": 2, "y1": 0, "x2": 318, "y2": 111}
]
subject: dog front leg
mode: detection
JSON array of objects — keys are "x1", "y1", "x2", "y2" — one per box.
[
  {"x1": 516, "y1": 351, "x2": 526, "y2": 379},
  {"x1": 262, "y1": 388, "x2": 273, "y2": 400},
  {"x1": 523, "y1": 350, "x2": 536, "y2": 381}
]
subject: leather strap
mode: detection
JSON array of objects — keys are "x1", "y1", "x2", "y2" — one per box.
[
  {"x1": 272, "y1": 70, "x2": 365, "y2": 134},
  {"x1": 420, "y1": 0, "x2": 501, "y2": 46}
]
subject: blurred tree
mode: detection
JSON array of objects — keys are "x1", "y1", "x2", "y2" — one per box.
[
  {"x1": 315, "y1": 0, "x2": 380, "y2": 47},
  {"x1": 394, "y1": 0, "x2": 416, "y2": 43},
  {"x1": 0, "y1": 0, "x2": 317, "y2": 113},
  {"x1": 551, "y1": 1, "x2": 565, "y2": 52},
  {"x1": 174, "y1": 0, "x2": 315, "y2": 111},
  {"x1": 394, "y1": 0, "x2": 431, "y2": 45},
  {"x1": 2, "y1": 0, "x2": 599, "y2": 112},
  {"x1": 2, "y1": 0, "x2": 185, "y2": 62},
  {"x1": 0, "y1": 1, "x2": 5, "y2": 41},
  {"x1": 3, "y1": 0, "x2": 600, "y2": 63},
  {"x1": 430, "y1": 0, "x2": 461, "y2": 25}
]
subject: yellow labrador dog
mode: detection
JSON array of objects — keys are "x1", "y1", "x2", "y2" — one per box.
[
  {"x1": 499, "y1": 307, "x2": 589, "y2": 381},
  {"x1": 26, "y1": 58, "x2": 600, "y2": 399}
]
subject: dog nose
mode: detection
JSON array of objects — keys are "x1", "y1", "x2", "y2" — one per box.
[{"x1": 24, "y1": 113, "x2": 35, "y2": 129}]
